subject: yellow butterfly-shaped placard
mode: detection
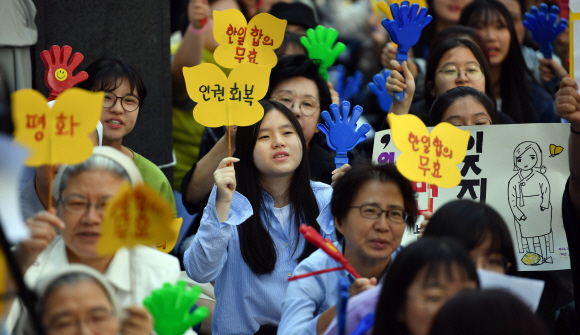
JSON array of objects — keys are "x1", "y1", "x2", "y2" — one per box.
[
  {"x1": 12, "y1": 88, "x2": 102, "y2": 166},
  {"x1": 97, "y1": 183, "x2": 177, "y2": 256},
  {"x1": 388, "y1": 113, "x2": 470, "y2": 188},
  {"x1": 549, "y1": 144, "x2": 564, "y2": 157},
  {"x1": 183, "y1": 62, "x2": 271, "y2": 127},
  {"x1": 213, "y1": 9, "x2": 286, "y2": 69}
]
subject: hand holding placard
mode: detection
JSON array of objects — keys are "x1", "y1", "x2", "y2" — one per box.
[
  {"x1": 300, "y1": 26, "x2": 347, "y2": 81},
  {"x1": 213, "y1": 9, "x2": 286, "y2": 69},
  {"x1": 97, "y1": 183, "x2": 177, "y2": 255},
  {"x1": 41, "y1": 45, "x2": 89, "y2": 101},
  {"x1": 317, "y1": 101, "x2": 371, "y2": 168},
  {"x1": 523, "y1": 4, "x2": 568, "y2": 59},
  {"x1": 143, "y1": 281, "x2": 209, "y2": 335},
  {"x1": 367, "y1": 69, "x2": 393, "y2": 113},
  {"x1": 388, "y1": 113, "x2": 469, "y2": 188},
  {"x1": 381, "y1": 1, "x2": 432, "y2": 101}
]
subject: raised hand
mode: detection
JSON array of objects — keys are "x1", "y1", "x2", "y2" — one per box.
[
  {"x1": 40, "y1": 45, "x2": 89, "y2": 101},
  {"x1": 523, "y1": 3, "x2": 568, "y2": 59},
  {"x1": 317, "y1": 101, "x2": 371, "y2": 168},
  {"x1": 188, "y1": 0, "x2": 209, "y2": 29},
  {"x1": 143, "y1": 281, "x2": 209, "y2": 335},
  {"x1": 300, "y1": 25, "x2": 347, "y2": 81},
  {"x1": 367, "y1": 69, "x2": 393, "y2": 113},
  {"x1": 381, "y1": 1, "x2": 431, "y2": 101},
  {"x1": 555, "y1": 77, "x2": 580, "y2": 126}
]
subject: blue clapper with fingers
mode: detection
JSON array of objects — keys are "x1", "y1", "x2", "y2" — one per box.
[
  {"x1": 367, "y1": 69, "x2": 393, "y2": 113},
  {"x1": 317, "y1": 101, "x2": 371, "y2": 169},
  {"x1": 523, "y1": 3, "x2": 567, "y2": 59}
]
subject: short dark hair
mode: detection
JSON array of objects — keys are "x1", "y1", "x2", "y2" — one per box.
[
  {"x1": 430, "y1": 289, "x2": 549, "y2": 335},
  {"x1": 424, "y1": 38, "x2": 494, "y2": 113},
  {"x1": 372, "y1": 237, "x2": 479, "y2": 335},
  {"x1": 234, "y1": 100, "x2": 321, "y2": 274},
  {"x1": 266, "y1": 54, "x2": 332, "y2": 114},
  {"x1": 429, "y1": 86, "x2": 496, "y2": 126},
  {"x1": 423, "y1": 199, "x2": 517, "y2": 275},
  {"x1": 331, "y1": 163, "x2": 418, "y2": 240},
  {"x1": 78, "y1": 57, "x2": 147, "y2": 107}
]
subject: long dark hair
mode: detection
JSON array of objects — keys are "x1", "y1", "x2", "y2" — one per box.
[
  {"x1": 430, "y1": 289, "x2": 548, "y2": 335},
  {"x1": 234, "y1": 100, "x2": 321, "y2": 274},
  {"x1": 459, "y1": 0, "x2": 538, "y2": 123},
  {"x1": 424, "y1": 38, "x2": 494, "y2": 113},
  {"x1": 78, "y1": 57, "x2": 147, "y2": 106},
  {"x1": 429, "y1": 86, "x2": 496, "y2": 126},
  {"x1": 423, "y1": 200, "x2": 517, "y2": 275},
  {"x1": 372, "y1": 237, "x2": 479, "y2": 335}
]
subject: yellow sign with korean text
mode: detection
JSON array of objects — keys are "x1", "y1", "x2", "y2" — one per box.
[
  {"x1": 213, "y1": 9, "x2": 286, "y2": 69},
  {"x1": 388, "y1": 113, "x2": 470, "y2": 188},
  {"x1": 12, "y1": 88, "x2": 102, "y2": 166},
  {"x1": 97, "y1": 183, "x2": 177, "y2": 256},
  {"x1": 183, "y1": 62, "x2": 271, "y2": 127}
]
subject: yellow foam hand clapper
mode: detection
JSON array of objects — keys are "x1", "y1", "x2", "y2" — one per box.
[
  {"x1": 97, "y1": 183, "x2": 177, "y2": 256},
  {"x1": 378, "y1": 0, "x2": 429, "y2": 20},
  {"x1": 12, "y1": 88, "x2": 102, "y2": 166},
  {"x1": 388, "y1": 113, "x2": 469, "y2": 188},
  {"x1": 213, "y1": 9, "x2": 286, "y2": 69},
  {"x1": 183, "y1": 62, "x2": 271, "y2": 127}
]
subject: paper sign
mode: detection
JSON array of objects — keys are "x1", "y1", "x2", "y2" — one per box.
[
  {"x1": 12, "y1": 88, "x2": 103, "y2": 166},
  {"x1": 213, "y1": 9, "x2": 286, "y2": 69},
  {"x1": 0, "y1": 135, "x2": 31, "y2": 244},
  {"x1": 155, "y1": 218, "x2": 182, "y2": 253},
  {"x1": 97, "y1": 183, "x2": 177, "y2": 256},
  {"x1": 388, "y1": 113, "x2": 470, "y2": 188},
  {"x1": 183, "y1": 62, "x2": 271, "y2": 127},
  {"x1": 477, "y1": 269, "x2": 544, "y2": 312},
  {"x1": 373, "y1": 124, "x2": 572, "y2": 271}
]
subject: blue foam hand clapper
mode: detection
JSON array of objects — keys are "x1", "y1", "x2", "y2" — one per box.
[
  {"x1": 382, "y1": 1, "x2": 432, "y2": 101},
  {"x1": 523, "y1": 3, "x2": 567, "y2": 59},
  {"x1": 367, "y1": 69, "x2": 393, "y2": 113},
  {"x1": 334, "y1": 65, "x2": 364, "y2": 102},
  {"x1": 317, "y1": 101, "x2": 371, "y2": 169}
]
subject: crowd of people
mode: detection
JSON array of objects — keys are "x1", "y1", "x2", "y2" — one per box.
[{"x1": 1, "y1": 0, "x2": 580, "y2": 334}]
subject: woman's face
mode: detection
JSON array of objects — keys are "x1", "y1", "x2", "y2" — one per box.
[
  {"x1": 270, "y1": 76, "x2": 320, "y2": 147},
  {"x1": 253, "y1": 109, "x2": 303, "y2": 179},
  {"x1": 430, "y1": 47, "x2": 486, "y2": 97},
  {"x1": 472, "y1": 12, "x2": 511, "y2": 66},
  {"x1": 336, "y1": 180, "x2": 406, "y2": 266},
  {"x1": 515, "y1": 148, "x2": 538, "y2": 171},
  {"x1": 497, "y1": 0, "x2": 525, "y2": 45},
  {"x1": 58, "y1": 170, "x2": 125, "y2": 261},
  {"x1": 99, "y1": 78, "x2": 140, "y2": 146},
  {"x1": 432, "y1": 0, "x2": 473, "y2": 26},
  {"x1": 470, "y1": 234, "x2": 509, "y2": 274},
  {"x1": 42, "y1": 280, "x2": 118, "y2": 335},
  {"x1": 401, "y1": 265, "x2": 478, "y2": 335},
  {"x1": 440, "y1": 96, "x2": 492, "y2": 126}
]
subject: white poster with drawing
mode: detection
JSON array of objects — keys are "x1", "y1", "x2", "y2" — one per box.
[{"x1": 372, "y1": 124, "x2": 571, "y2": 271}]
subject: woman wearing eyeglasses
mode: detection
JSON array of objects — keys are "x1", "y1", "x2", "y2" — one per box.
[
  {"x1": 77, "y1": 57, "x2": 176, "y2": 217},
  {"x1": 277, "y1": 163, "x2": 418, "y2": 335},
  {"x1": 6, "y1": 147, "x2": 197, "y2": 335}
]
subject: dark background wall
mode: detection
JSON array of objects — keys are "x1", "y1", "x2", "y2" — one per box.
[{"x1": 33, "y1": 0, "x2": 174, "y2": 183}]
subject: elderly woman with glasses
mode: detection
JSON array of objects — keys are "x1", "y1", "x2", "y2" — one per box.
[
  {"x1": 7, "y1": 147, "x2": 196, "y2": 334},
  {"x1": 277, "y1": 163, "x2": 418, "y2": 335}
]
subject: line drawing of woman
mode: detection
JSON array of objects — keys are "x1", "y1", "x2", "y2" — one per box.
[{"x1": 508, "y1": 141, "x2": 554, "y2": 265}]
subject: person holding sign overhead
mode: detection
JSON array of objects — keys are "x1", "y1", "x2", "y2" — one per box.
[
  {"x1": 184, "y1": 101, "x2": 334, "y2": 334},
  {"x1": 5, "y1": 147, "x2": 193, "y2": 334},
  {"x1": 77, "y1": 57, "x2": 177, "y2": 217}
]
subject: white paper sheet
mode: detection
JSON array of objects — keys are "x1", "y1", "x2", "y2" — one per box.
[
  {"x1": 0, "y1": 135, "x2": 31, "y2": 244},
  {"x1": 373, "y1": 124, "x2": 571, "y2": 271},
  {"x1": 478, "y1": 269, "x2": 545, "y2": 312}
]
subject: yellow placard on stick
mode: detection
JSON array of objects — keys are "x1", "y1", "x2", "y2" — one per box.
[
  {"x1": 388, "y1": 113, "x2": 470, "y2": 188},
  {"x1": 97, "y1": 183, "x2": 177, "y2": 256},
  {"x1": 12, "y1": 88, "x2": 102, "y2": 166},
  {"x1": 183, "y1": 62, "x2": 271, "y2": 127},
  {"x1": 213, "y1": 9, "x2": 286, "y2": 69}
]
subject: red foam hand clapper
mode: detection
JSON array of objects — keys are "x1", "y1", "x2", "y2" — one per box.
[{"x1": 41, "y1": 45, "x2": 89, "y2": 101}]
